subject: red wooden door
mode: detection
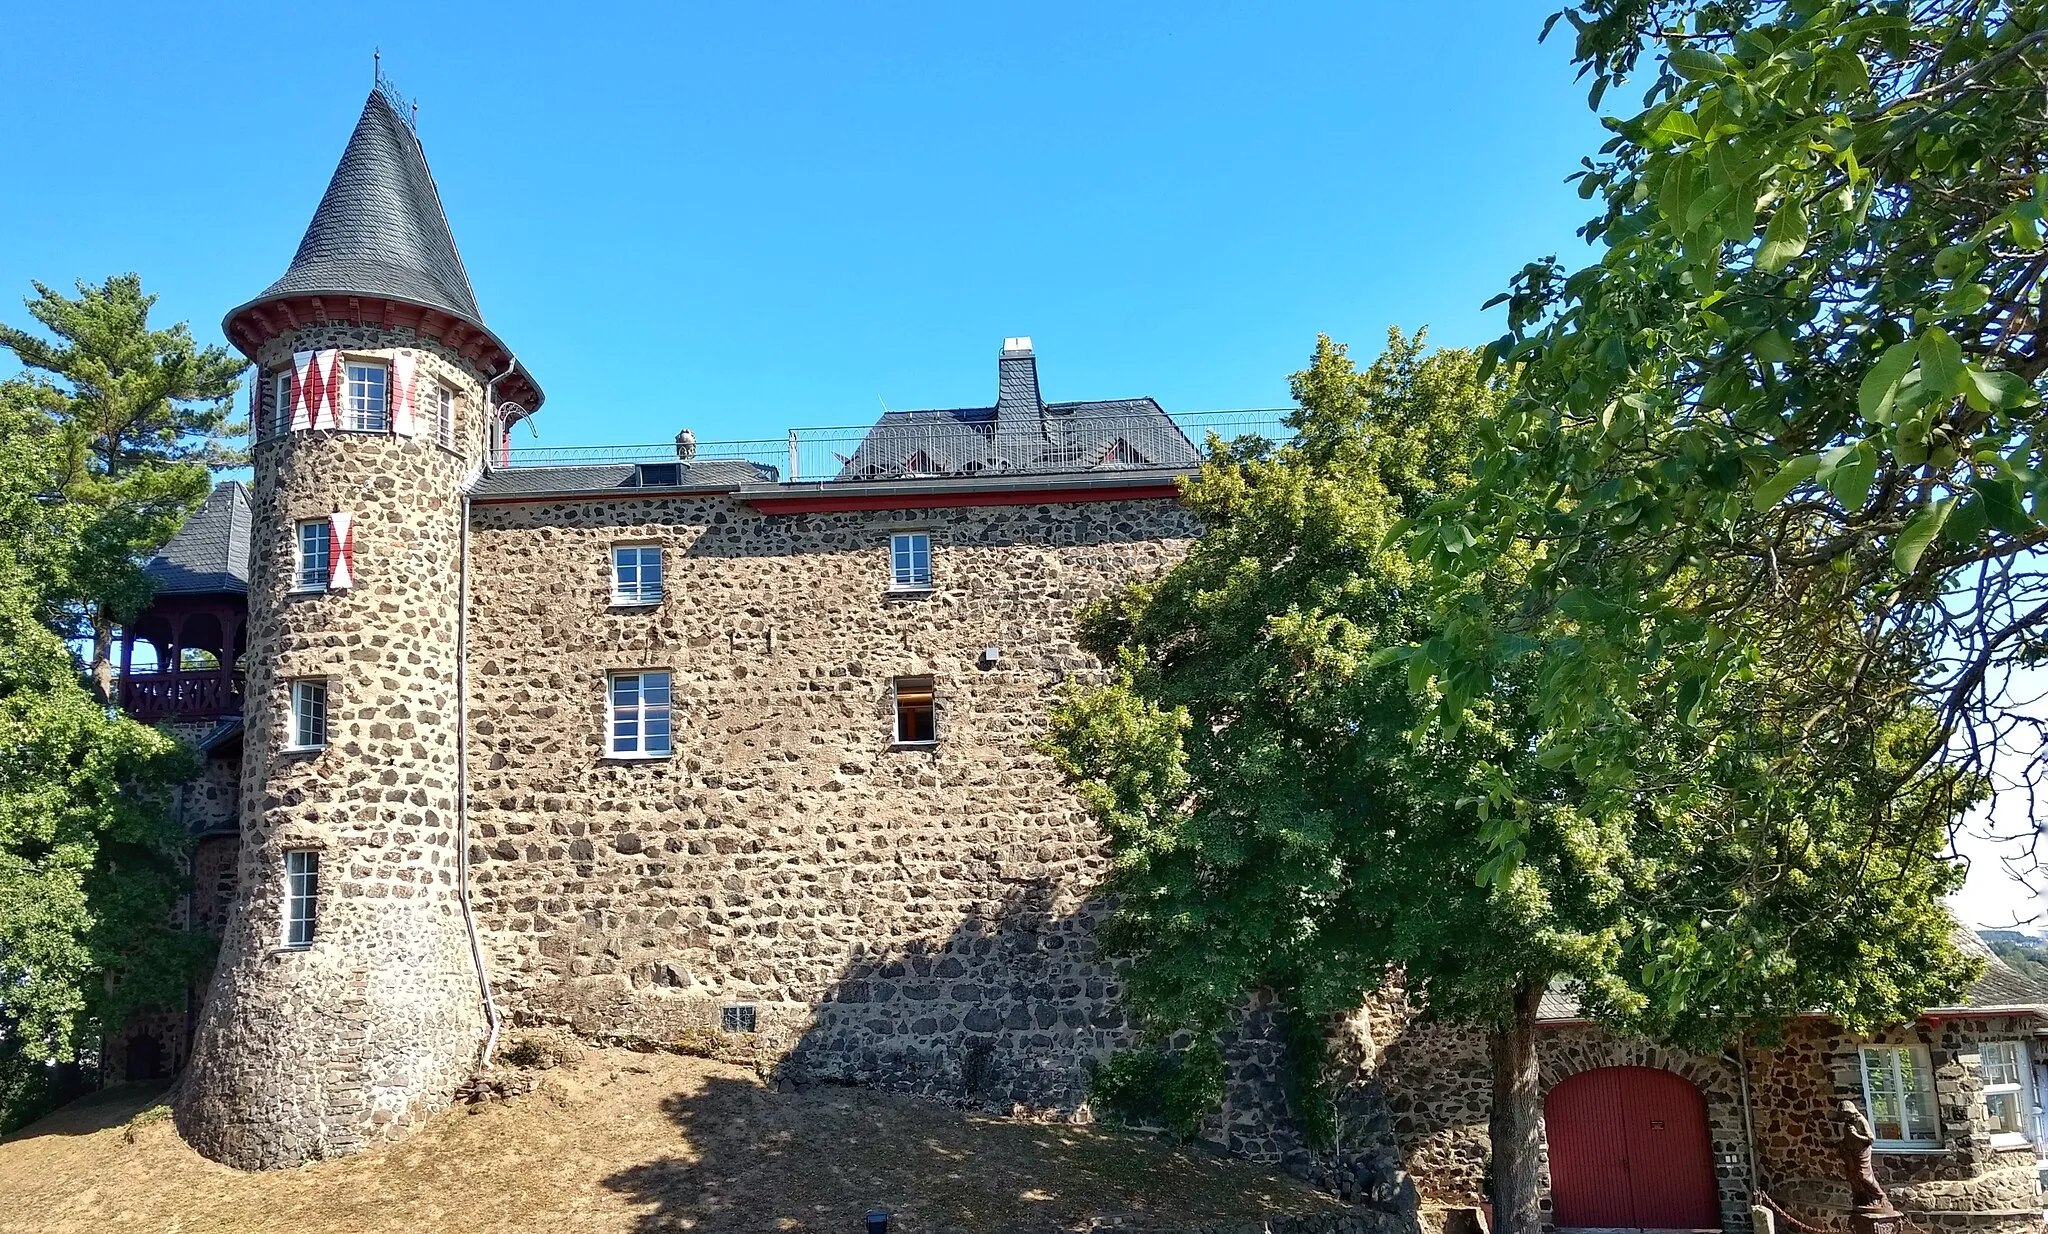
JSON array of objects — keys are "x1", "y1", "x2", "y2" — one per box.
[{"x1": 1545, "y1": 1066, "x2": 1719, "y2": 1229}]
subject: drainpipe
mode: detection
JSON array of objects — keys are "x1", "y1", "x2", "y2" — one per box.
[
  {"x1": 1735, "y1": 1036, "x2": 1762, "y2": 1198},
  {"x1": 458, "y1": 354, "x2": 517, "y2": 1069}
]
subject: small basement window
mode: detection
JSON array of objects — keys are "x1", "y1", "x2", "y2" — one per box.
[
  {"x1": 283, "y1": 850, "x2": 319, "y2": 948},
  {"x1": 289, "y1": 679, "x2": 329, "y2": 750},
  {"x1": 721, "y1": 1004, "x2": 756, "y2": 1033},
  {"x1": 1860, "y1": 1044, "x2": 1939, "y2": 1149},
  {"x1": 890, "y1": 532, "x2": 932, "y2": 591},
  {"x1": 295, "y1": 520, "x2": 331, "y2": 592},
  {"x1": 342, "y1": 361, "x2": 388, "y2": 432},
  {"x1": 893, "y1": 678, "x2": 936, "y2": 745},
  {"x1": 612, "y1": 545, "x2": 664, "y2": 606}
]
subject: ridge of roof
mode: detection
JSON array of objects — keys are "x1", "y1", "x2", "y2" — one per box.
[
  {"x1": 259, "y1": 89, "x2": 482, "y2": 323},
  {"x1": 143, "y1": 481, "x2": 252, "y2": 595}
]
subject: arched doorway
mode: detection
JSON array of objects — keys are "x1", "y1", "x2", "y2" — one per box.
[{"x1": 1545, "y1": 1065, "x2": 1719, "y2": 1230}]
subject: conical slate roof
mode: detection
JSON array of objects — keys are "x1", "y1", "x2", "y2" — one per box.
[{"x1": 260, "y1": 88, "x2": 482, "y2": 323}]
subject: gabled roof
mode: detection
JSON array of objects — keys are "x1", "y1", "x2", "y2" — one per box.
[
  {"x1": 259, "y1": 87, "x2": 481, "y2": 324},
  {"x1": 143, "y1": 482, "x2": 251, "y2": 595},
  {"x1": 836, "y1": 399, "x2": 1199, "y2": 480}
]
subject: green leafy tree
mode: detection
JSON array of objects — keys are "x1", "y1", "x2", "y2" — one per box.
[
  {"x1": 0, "y1": 274, "x2": 243, "y2": 701},
  {"x1": 1410, "y1": 2, "x2": 2048, "y2": 900},
  {"x1": 0, "y1": 383, "x2": 206, "y2": 1128},
  {"x1": 1048, "y1": 334, "x2": 1976, "y2": 1231}
]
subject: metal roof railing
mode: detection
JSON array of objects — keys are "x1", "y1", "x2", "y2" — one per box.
[{"x1": 501, "y1": 409, "x2": 1295, "y2": 481}]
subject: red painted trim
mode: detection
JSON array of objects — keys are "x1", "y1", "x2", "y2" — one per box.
[{"x1": 744, "y1": 483, "x2": 1182, "y2": 514}]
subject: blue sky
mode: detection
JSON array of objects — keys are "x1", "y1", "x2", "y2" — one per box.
[{"x1": 4, "y1": 2, "x2": 2038, "y2": 926}]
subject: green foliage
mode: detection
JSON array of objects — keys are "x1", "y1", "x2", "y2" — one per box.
[
  {"x1": 1087, "y1": 1038, "x2": 1225, "y2": 1141},
  {"x1": 1047, "y1": 333, "x2": 1979, "y2": 1204},
  {"x1": 1989, "y1": 937, "x2": 2048, "y2": 986},
  {"x1": 1414, "y1": 2, "x2": 2048, "y2": 914},
  {"x1": 0, "y1": 275, "x2": 242, "y2": 698}
]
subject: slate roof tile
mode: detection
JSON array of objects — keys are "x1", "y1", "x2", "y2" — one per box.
[{"x1": 143, "y1": 481, "x2": 251, "y2": 595}]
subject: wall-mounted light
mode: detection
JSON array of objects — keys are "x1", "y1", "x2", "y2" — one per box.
[{"x1": 978, "y1": 646, "x2": 1000, "y2": 669}]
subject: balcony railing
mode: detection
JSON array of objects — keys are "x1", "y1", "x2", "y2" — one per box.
[
  {"x1": 500, "y1": 409, "x2": 1296, "y2": 481},
  {"x1": 119, "y1": 669, "x2": 242, "y2": 723}
]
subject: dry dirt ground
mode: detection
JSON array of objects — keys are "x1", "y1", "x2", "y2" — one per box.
[{"x1": 0, "y1": 1044, "x2": 1343, "y2": 1234}]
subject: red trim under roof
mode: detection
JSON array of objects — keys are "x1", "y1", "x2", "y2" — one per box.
[{"x1": 743, "y1": 482, "x2": 1181, "y2": 514}]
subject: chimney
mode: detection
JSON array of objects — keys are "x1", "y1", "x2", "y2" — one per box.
[{"x1": 996, "y1": 336, "x2": 1040, "y2": 420}]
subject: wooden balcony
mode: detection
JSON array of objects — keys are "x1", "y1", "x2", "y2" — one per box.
[{"x1": 118, "y1": 669, "x2": 243, "y2": 723}]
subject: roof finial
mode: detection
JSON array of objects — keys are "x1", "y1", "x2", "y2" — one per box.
[{"x1": 374, "y1": 46, "x2": 380, "y2": 83}]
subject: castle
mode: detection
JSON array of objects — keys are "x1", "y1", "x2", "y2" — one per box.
[{"x1": 115, "y1": 85, "x2": 2048, "y2": 1233}]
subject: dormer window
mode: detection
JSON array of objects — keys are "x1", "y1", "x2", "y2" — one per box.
[
  {"x1": 342, "y1": 361, "x2": 388, "y2": 432},
  {"x1": 637, "y1": 463, "x2": 680, "y2": 487}
]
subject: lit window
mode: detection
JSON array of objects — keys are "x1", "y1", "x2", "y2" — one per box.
[
  {"x1": 893, "y1": 678, "x2": 936, "y2": 745},
  {"x1": 435, "y1": 384, "x2": 456, "y2": 449},
  {"x1": 290, "y1": 679, "x2": 328, "y2": 750},
  {"x1": 342, "y1": 361, "x2": 388, "y2": 431},
  {"x1": 283, "y1": 850, "x2": 319, "y2": 947},
  {"x1": 1979, "y1": 1042, "x2": 2034, "y2": 1144},
  {"x1": 609, "y1": 671, "x2": 672, "y2": 757},
  {"x1": 890, "y1": 532, "x2": 932, "y2": 591},
  {"x1": 612, "y1": 545, "x2": 664, "y2": 606},
  {"x1": 1860, "y1": 1044, "x2": 1939, "y2": 1148},
  {"x1": 272, "y1": 371, "x2": 294, "y2": 438},
  {"x1": 721, "y1": 1004, "x2": 756, "y2": 1032},
  {"x1": 296, "y1": 520, "x2": 331, "y2": 591}
]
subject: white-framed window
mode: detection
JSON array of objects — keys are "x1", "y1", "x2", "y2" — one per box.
[
  {"x1": 1978, "y1": 1041, "x2": 2034, "y2": 1144},
  {"x1": 435, "y1": 384, "x2": 456, "y2": 449},
  {"x1": 289, "y1": 679, "x2": 329, "y2": 750},
  {"x1": 612, "y1": 545, "x2": 664, "y2": 606},
  {"x1": 342, "y1": 361, "x2": 388, "y2": 431},
  {"x1": 608, "y1": 671, "x2": 672, "y2": 757},
  {"x1": 271, "y1": 371, "x2": 294, "y2": 438},
  {"x1": 893, "y1": 678, "x2": 936, "y2": 745},
  {"x1": 282, "y1": 849, "x2": 319, "y2": 948},
  {"x1": 1860, "y1": 1044, "x2": 1940, "y2": 1149},
  {"x1": 295, "y1": 520, "x2": 331, "y2": 592},
  {"x1": 890, "y1": 531, "x2": 932, "y2": 591}
]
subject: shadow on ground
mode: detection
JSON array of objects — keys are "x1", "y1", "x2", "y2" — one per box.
[
  {"x1": 600, "y1": 1072, "x2": 1333, "y2": 1234},
  {"x1": 2, "y1": 1081, "x2": 171, "y2": 1142}
]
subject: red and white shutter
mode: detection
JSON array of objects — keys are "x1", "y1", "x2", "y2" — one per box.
[
  {"x1": 290, "y1": 351, "x2": 318, "y2": 431},
  {"x1": 314, "y1": 349, "x2": 346, "y2": 431},
  {"x1": 390, "y1": 351, "x2": 419, "y2": 437},
  {"x1": 328, "y1": 511, "x2": 355, "y2": 590}
]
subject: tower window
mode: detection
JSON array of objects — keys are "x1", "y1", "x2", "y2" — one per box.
[
  {"x1": 271, "y1": 372, "x2": 294, "y2": 439},
  {"x1": 889, "y1": 532, "x2": 932, "y2": 591},
  {"x1": 342, "y1": 361, "x2": 388, "y2": 432},
  {"x1": 282, "y1": 850, "x2": 319, "y2": 948},
  {"x1": 289, "y1": 679, "x2": 329, "y2": 750},
  {"x1": 612, "y1": 545, "x2": 664, "y2": 607},
  {"x1": 435, "y1": 384, "x2": 457, "y2": 449},
  {"x1": 893, "y1": 678, "x2": 936, "y2": 745},
  {"x1": 608, "y1": 671, "x2": 672, "y2": 757},
  {"x1": 295, "y1": 520, "x2": 331, "y2": 592}
]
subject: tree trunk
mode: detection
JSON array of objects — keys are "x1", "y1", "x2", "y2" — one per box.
[
  {"x1": 1487, "y1": 980, "x2": 1545, "y2": 1234},
  {"x1": 90, "y1": 610, "x2": 116, "y2": 705}
]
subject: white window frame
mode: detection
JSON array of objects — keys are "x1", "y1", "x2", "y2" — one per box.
[
  {"x1": 282, "y1": 849, "x2": 318, "y2": 948},
  {"x1": 611, "y1": 545, "x2": 664, "y2": 607},
  {"x1": 289, "y1": 679, "x2": 329, "y2": 751},
  {"x1": 1859, "y1": 1044, "x2": 1941, "y2": 1150},
  {"x1": 295, "y1": 520, "x2": 331, "y2": 592},
  {"x1": 608, "y1": 670, "x2": 673, "y2": 758},
  {"x1": 435, "y1": 383, "x2": 457, "y2": 449},
  {"x1": 341, "y1": 360, "x2": 388, "y2": 432},
  {"x1": 892, "y1": 678, "x2": 937, "y2": 746},
  {"x1": 271, "y1": 371, "x2": 294, "y2": 439},
  {"x1": 889, "y1": 531, "x2": 933, "y2": 592},
  {"x1": 1978, "y1": 1040, "x2": 2034, "y2": 1146}
]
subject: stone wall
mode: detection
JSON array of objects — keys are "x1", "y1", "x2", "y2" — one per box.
[
  {"x1": 462, "y1": 492, "x2": 1198, "y2": 1110},
  {"x1": 176, "y1": 323, "x2": 494, "y2": 1169}
]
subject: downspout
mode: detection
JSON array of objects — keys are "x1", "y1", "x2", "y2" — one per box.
[
  {"x1": 1735, "y1": 1035, "x2": 1763, "y2": 1204},
  {"x1": 459, "y1": 353, "x2": 519, "y2": 1069}
]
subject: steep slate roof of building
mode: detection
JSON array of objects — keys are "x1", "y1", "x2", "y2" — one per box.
[
  {"x1": 1535, "y1": 925, "x2": 2048, "y2": 1023},
  {"x1": 143, "y1": 482, "x2": 251, "y2": 595},
  {"x1": 257, "y1": 87, "x2": 481, "y2": 324}
]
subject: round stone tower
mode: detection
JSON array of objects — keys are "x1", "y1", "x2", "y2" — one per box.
[{"x1": 176, "y1": 83, "x2": 544, "y2": 1169}]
